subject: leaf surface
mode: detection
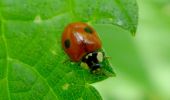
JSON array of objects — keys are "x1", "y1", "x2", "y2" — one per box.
[{"x1": 0, "y1": 0, "x2": 138, "y2": 100}]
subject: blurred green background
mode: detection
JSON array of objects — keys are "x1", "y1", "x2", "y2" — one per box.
[{"x1": 93, "y1": 0, "x2": 170, "y2": 100}]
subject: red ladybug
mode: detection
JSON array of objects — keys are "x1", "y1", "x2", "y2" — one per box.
[{"x1": 62, "y1": 22, "x2": 104, "y2": 73}]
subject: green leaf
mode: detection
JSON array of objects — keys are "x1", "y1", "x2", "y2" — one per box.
[{"x1": 0, "y1": 0, "x2": 138, "y2": 100}]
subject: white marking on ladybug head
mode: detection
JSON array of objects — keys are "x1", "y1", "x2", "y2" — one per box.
[
  {"x1": 97, "y1": 52, "x2": 103, "y2": 62},
  {"x1": 85, "y1": 53, "x2": 92, "y2": 59},
  {"x1": 88, "y1": 53, "x2": 92, "y2": 57},
  {"x1": 85, "y1": 55, "x2": 89, "y2": 59}
]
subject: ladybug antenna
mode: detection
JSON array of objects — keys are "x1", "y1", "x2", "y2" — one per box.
[
  {"x1": 104, "y1": 56, "x2": 112, "y2": 60},
  {"x1": 101, "y1": 68, "x2": 116, "y2": 77}
]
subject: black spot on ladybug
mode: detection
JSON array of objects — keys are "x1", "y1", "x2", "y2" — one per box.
[
  {"x1": 64, "y1": 39, "x2": 70, "y2": 49},
  {"x1": 84, "y1": 27, "x2": 93, "y2": 34}
]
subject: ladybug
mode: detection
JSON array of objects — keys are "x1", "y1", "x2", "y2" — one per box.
[{"x1": 62, "y1": 22, "x2": 104, "y2": 73}]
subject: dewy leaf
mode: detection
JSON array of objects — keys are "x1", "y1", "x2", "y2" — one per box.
[{"x1": 0, "y1": 0, "x2": 138, "y2": 100}]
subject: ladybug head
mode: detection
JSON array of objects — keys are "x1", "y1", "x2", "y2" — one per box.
[{"x1": 81, "y1": 51, "x2": 104, "y2": 73}]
